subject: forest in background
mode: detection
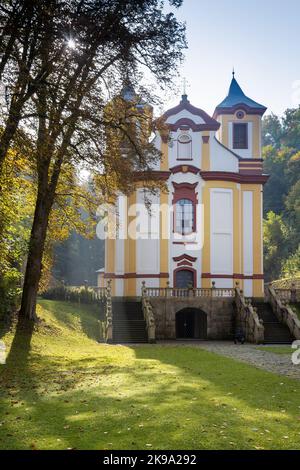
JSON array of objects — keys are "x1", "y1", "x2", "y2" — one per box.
[
  {"x1": 52, "y1": 105, "x2": 300, "y2": 286},
  {"x1": 262, "y1": 106, "x2": 300, "y2": 281}
]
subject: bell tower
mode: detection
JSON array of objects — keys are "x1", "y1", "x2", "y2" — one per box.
[{"x1": 213, "y1": 72, "x2": 267, "y2": 159}]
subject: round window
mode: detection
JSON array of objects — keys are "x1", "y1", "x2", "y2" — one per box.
[{"x1": 236, "y1": 110, "x2": 245, "y2": 119}]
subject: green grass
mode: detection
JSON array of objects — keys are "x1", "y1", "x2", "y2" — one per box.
[
  {"x1": 1, "y1": 299, "x2": 300, "y2": 450},
  {"x1": 255, "y1": 346, "x2": 293, "y2": 355}
]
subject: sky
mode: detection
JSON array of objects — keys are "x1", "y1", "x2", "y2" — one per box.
[{"x1": 159, "y1": 0, "x2": 300, "y2": 117}]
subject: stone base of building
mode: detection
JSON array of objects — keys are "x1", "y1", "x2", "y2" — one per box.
[{"x1": 150, "y1": 297, "x2": 234, "y2": 340}]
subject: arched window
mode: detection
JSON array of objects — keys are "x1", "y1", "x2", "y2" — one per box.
[
  {"x1": 175, "y1": 198, "x2": 194, "y2": 234},
  {"x1": 177, "y1": 133, "x2": 192, "y2": 160}
]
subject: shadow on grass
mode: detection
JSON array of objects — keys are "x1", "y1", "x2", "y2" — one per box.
[
  {"x1": 0, "y1": 315, "x2": 40, "y2": 418},
  {"x1": 1, "y1": 343, "x2": 300, "y2": 450}
]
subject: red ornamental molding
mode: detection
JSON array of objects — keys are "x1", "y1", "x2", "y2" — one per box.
[
  {"x1": 201, "y1": 273, "x2": 264, "y2": 280},
  {"x1": 172, "y1": 182, "x2": 198, "y2": 201},
  {"x1": 213, "y1": 104, "x2": 267, "y2": 119},
  {"x1": 239, "y1": 165, "x2": 263, "y2": 169},
  {"x1": 173, "y1": 253, "x2": 197, "y2": 262},
  {"x1": 239, "y1": 158, "x2": 263, "y2": 163},
  {"x1": 170, "y1": 165, "x2": 199, "y2": 175},
  {"x1": 162, "y1": 98, "x2": 220, "y2": 132},
  {"x1": 168, "y1": 119, "x2": 219, "y2": 132},
  {"x1": 172, "y1": 241, "x2": 197, "y2": 245},
  {"x1": 239, "y1": 169, "x2": 264, "y2": 175},
  {"x1": 104, "y1": 272, "x2": 169, "y2": 279},
  {"x1": 133, "y1": 169, "x2": 269, "y2": 184},
  {"x1": 177, "y1": 260, "x2": 193, "y2": 267},
  {"x1": 200, "y1": 171, "x2": 269, "y2": 185}
]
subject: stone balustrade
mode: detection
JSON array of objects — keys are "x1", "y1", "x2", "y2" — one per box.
[
  {"x1": 145, "y1": 282, "x2": 235, "y2": 299},
  {"x1": 234, "y1": 287, "x2": 264, "y2": 344},
  {"x1": 266, "y1": 285, "x2": 300, "y2": 340}
]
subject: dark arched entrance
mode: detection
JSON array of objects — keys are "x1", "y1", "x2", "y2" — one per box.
[{"x1": 176, "y1": 308, "x2": 207, "y2": 340}]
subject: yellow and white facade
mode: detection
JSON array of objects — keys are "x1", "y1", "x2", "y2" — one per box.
[{"x1": 104, "y1": 76, "x2": 268, "y2": 298}]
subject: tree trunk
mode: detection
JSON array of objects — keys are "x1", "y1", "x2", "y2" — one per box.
[
  {"x1": 19, "y1": 188, "x2": 52, "y2": 320},
  {"x1": 0, "y1": 98, "x2": 24, "y2": 170}
]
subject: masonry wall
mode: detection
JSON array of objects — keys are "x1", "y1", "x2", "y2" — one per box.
[{"x1": 150, "y1": 297, "x2": 234, "y2": 340}]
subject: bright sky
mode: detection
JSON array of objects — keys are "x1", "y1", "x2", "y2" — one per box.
[{"x1": 160, "y1": 0, "x2": 300, "y2": 117}]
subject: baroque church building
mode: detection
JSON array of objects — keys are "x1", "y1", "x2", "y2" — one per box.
[{"x1": 104, "y1": 75, "x2": 268, "y2": 301}]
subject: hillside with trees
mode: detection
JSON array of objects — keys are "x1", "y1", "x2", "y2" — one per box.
[{"x1": 262, "y1": 106, "x2": 300, "y2": 281}]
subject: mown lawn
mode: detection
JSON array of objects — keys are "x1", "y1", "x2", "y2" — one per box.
[
  {"x1": 0, "y1": 300, "x2": 300, "y2": 450},
  {"x1": 255, "y1": 346, "x2": 293, "y2": 355}
]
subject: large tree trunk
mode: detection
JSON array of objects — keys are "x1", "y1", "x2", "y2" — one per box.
[
  {"x1": 0, "y1": 102, "x2": 23, "y2": 168},
  {"x1": 19, "y1": 186, "x2": 52, "y2": 320}
]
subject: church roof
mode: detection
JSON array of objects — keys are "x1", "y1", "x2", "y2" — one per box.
[
  {"x1": 163, "y1": 94, "x2": 220, "y2": 131},
  {"x1": 120, "y1": 82, "x2": 150, "y2": 109},
  {"x1": 214, "y1": 76, "x2": 267, "y2": 117}
]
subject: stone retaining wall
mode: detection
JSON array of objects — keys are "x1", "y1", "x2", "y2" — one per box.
[{"x1": 150, "y1": 297, "x2": 234, "y2": 340}]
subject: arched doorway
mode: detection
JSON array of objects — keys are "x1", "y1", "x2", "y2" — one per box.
[
  {"x1": 174, "y1": 269, "x2": 195, "y2": 288},
  {"x1": 176, "y1": 308, "x2": 207, "y2": 340}
]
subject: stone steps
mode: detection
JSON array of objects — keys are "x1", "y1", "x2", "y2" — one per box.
[{"x1": 112, "y1": 300, "x2": 148, "y2": 343}]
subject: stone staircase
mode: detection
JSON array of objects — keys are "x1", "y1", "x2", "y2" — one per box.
[
  {"x1": 112, "y1": 300, "x2": 148, "y2": 343},
  {"x1": 253, "y1": 301, "x2": 294, "y2": 344}
]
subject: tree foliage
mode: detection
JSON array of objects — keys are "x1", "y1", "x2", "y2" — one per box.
[
  {"x1": 0, "y1": 0, "x2": 186, "y2": 319},
  {"x1": 262, "y1": 106, "x2": 300, "y2": 281}
]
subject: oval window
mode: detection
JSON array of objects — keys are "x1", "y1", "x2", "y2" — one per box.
[{"x1": 178, "y1": 133, "x2": 191, "y2": 143}]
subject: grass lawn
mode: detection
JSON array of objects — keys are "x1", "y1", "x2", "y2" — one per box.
[
  {"x1": 1, "y1": 299, "x2": 300, "y2": 450},
  {"x1": 255, "y1": 346, "x2": 293, "y2": 355}
]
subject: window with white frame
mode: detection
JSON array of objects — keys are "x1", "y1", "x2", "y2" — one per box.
[{"x1": 175, "y1": 198, "x2": 194, "y2": 234}]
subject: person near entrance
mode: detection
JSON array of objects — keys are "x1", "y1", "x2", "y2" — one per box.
[{"x1": 234, "y1": 327, "x2": 245, "y2": 344}]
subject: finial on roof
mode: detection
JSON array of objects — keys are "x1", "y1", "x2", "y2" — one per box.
[
  {"x1": 181, "y1": 77, "x2": 190, "y2": 102},
  {"x1": 232, "y1": 67, "x2": 235, "y2": 78},
  {"x1": 182, "y1": 77, "x2": 187, "y2": 95}
]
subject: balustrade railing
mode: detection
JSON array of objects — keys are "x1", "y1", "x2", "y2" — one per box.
[
  {"x1": 92, "y1": 286, "x2": 107, "y2": 300},
  {"x1": 141, "y1": 282, "x2": 156, "y2": 343},
  {"x1": 266, "y1": 285, "x2": 300, "y2": 340},
  {"x1": 273, "y1": 284, "x2": 300, "y2": 303},
  {"x1": 234, "y1": 287, "x2": 264, "y2": 343},
  {"x1": 145, "y1": 285, "x2": 235, "y2": 298}
]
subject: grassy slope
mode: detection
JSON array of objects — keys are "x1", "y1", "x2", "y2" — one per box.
[{"x1": 0, "y1": 300, "x2": 300, "y2": 450}]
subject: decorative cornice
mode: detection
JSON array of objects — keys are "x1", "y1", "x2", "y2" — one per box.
[
  {"x1": 162, "y1": 96, "x2": 220, "y2": 132},
  {"x1": 200, "y1": 171, "x2": 269, "y2": 184},
  {"x1": 133, "y1": 169, "x2": 269, "y2": 184},
  {"x1": 202, "y1": 273, "x2": 264, "y2": 280},
  {"x1": 213, "y1": 103, "x2": 267, "y2": 119},
  {"x1": 104, "y1": 273, "x2": 169, "y2": 279},
  {"x1": 170, "y1": 165, "x2": 199, "y2": 175},
  {"x1": 173, "y1": 253, "x2": 197, "y2": 262},
  {"x1": 172, "y1": 182, "x2": 198, "y2": 190},
  {"x1": 177, "y1": 260, "x2": 193, "y2": 267},
  {"x1": 168, "y1": 118, "x2": 220, "y2": 132},
  {"x1": 239, "y1": 158, "x2": 263, "y2": 163}
]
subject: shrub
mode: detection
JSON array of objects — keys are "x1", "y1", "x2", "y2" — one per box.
[{"x1": 41, "y1": 285, "x2": 99, "y2": 304}]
